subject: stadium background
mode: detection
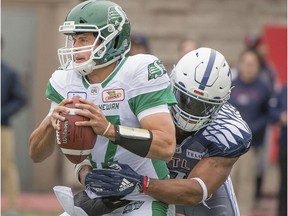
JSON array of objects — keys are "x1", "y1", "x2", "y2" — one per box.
[{"x1": 1, "y1": 0, "x2": 287, "y2": 214}]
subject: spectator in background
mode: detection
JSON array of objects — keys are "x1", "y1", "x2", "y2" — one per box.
[
  {"x1": 269, "y1": 84, "x2": 287, "y2": 216},
  {"x1": 128, "y1": 32, "x2": 151, "y2": 55},
  {"x1": 178, "y1": 38, "x2": 199, "y2": 59},
  {"x1": 244, "y1": 35, "x2": 279, "y2": 93},
  {"x1": 1, "y1": 60, "x2": 26, "y2": 215},
  {"x1": 229, "y1": 49, "x2": 271, "y2": 216},
  {"x1": 245, "y1": 34, "x2": 280, "y2": 203}
]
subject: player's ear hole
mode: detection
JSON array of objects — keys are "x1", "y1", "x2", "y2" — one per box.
[{"x1": 113, "y1": 36, "x2": 120, "y2": 49}]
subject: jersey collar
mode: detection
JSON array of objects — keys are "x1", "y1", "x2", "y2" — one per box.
[{"x1": 81, "y1": 57, "x2": 128, "y2": 89}]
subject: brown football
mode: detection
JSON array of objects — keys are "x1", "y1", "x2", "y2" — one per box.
[{"x1": 56, "y1": 96, "x2": 97, "y2": 164}]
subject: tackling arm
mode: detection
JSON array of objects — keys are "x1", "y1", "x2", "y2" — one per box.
[
  {"x1": 146, "y1": 156, "x2": 238, "y2": 205},
  {"x1": 88, "y1": 157, "x2": 238, "y2": 205}
]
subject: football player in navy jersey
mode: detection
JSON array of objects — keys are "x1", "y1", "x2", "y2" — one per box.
[{"x1": 86, "y1": 48, "x2": 252, "y2": 216}]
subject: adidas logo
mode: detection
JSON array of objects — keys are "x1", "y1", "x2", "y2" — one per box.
[{"x1": 119, "y1": 178, "x2": 134, "y2": 191}]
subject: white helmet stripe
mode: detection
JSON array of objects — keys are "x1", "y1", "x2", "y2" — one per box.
[{"x1": 199, "y1": 49, "x2": 216, "y2": 90}]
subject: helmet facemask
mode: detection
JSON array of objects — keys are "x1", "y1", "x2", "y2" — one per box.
[
  {"x1": 169, "y1": 47, "x2": 232, "y2": 132},
  {"x1": 171, "y1": 80, "x2": 230, "y2": 132},
  {"x1": 58, "y1": 4, "x2": 130, "y2": 76}
]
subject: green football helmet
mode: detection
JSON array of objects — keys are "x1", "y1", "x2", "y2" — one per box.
[{"x1": 58, "y1": 0, "x2": 131, "y2": 75}]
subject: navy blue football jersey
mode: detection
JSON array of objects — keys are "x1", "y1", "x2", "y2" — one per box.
[{"x1": 168, "y1": 103, "x2": 252, "y2": 179}]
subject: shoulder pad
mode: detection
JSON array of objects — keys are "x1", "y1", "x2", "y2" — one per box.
[{"x1": 201, "y1": 103, "x2": 252, "y2": 157}]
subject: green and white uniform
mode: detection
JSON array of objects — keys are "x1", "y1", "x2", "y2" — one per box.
[{"x1": 46, "y1": 54, "x2": 176, "y2": 215}]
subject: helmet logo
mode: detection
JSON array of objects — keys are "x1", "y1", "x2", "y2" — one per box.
[
  {"x1": 107, "y1": 6, "x2": 128, "y2": 25},
  {"x1": 197, "y1": 49, "x2": 216, "y2": 90},
  {"x1": 194, "y1": 89, "x2": 204, "y2": 96}
]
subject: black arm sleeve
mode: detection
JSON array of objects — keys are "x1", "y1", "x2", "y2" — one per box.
[{"x1": 74, "y1": 190, "x2": 131, "y2": 216}]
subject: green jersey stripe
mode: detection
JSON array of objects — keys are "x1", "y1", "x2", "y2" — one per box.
[
  {"x1": 102, "y1": 57, "x2": 128, "y2": 88},
  {"x1": 79, "y1": 57, "x2": 128, "y2": 89},
  {"x1": 46, "y1": 81, "x2": 64, "y2": 103},
  {"x1": 102, "y1": 116, "x2": 121, "y2": 167},
  {"x1": 89, "y1": 115, "x2": 121, "y2": 168},
  {"x1": 152, "y1": 200, "x2": 169, "y2": 216},
  {"x1": 88, "y1": 154, "x2": 97, "y2": 168},
  {"x1": 81, "y1": 76, "x2": 90, "y2": 89},
  {"x1": 128, "y1": 86, "x2": 177, "y2": 116},
  {"x1": 152, "y1": 159, "x2": 170, "y2": 179}
]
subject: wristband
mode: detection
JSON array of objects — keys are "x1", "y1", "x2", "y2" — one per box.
[
  {"x1": 113, "y1": 125, "x2": 152, "y2": 157},
  {"x1": 190, "y1": 177, "x2": 211, "y2": 209},
  {"x1": 102, "y1": 122, "x2": 111, "y2": 136},
  {"x1": 142, "y1": 176, "x2": 150, "y2": 193}
]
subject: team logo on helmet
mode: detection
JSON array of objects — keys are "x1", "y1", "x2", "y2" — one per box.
[{"x1": 107, "y1": 6, "x2": 129, "y2": 26}]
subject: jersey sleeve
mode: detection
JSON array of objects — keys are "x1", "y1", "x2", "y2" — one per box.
[
  {"x1": 203, "y1": 126, "x2": 251, "y2": 158},
  {"x1": 202, "y1": 103, "x2": 252, "y2": 158},
  {"x1": 45, "y1": 69, "x2": 83, "y2": 104},
  {"x1": 45, "y1": 70, "x2": 67, "y2": 103},
  {"x1": 126, "y1": 54, "x2": 177, "y2": 116}
]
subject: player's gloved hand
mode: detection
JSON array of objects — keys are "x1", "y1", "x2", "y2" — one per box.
[{"x1": 85, "y1": 162, "x2": 149, "y2": 197}]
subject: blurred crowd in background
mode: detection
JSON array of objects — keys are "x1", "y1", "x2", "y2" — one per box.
[{"x1": 1, "y1": 0, "x2": 287, "y2": 215}]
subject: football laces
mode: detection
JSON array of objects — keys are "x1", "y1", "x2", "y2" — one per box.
[{"x1": 56, "y1": 119, "x2": 61, "y2": 145}]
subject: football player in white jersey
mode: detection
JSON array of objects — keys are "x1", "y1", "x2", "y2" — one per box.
[
  {"x1": 86, "y1": 48, "x2": 252, "y2": 216},
  {"x1": 29, "y1": 0, "x2": 177, "y2": 215}
]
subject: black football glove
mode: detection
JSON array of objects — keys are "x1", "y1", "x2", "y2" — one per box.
[
  {"x1": 85, "y1": 162, "x2": 149, "y2": 197},
  {"x1": 74, "y1": 190, "x2": 131, "y2": 216}
]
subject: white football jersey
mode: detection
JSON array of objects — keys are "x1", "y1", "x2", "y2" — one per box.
[{"x1": 46, "y1": 54, "x2": 176, "y2": 201}]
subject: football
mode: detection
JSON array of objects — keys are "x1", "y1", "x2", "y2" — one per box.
[{"x1": 56, "y1": 96, "x2": 97, "y2": 164}]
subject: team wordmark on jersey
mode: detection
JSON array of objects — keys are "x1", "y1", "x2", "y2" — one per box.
[
  {"x1": 102, "y1": 89, "x2": 125, "y2": 103},
  {"x1": 98, "y1": 103, "x2": 120, "y2": 111},
  {"x1": 148, "y1": 60, "x2": 167, "y2": 80},
  {"x1": 186, "y1": 149, "x2": 205, "y2": 160}
]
